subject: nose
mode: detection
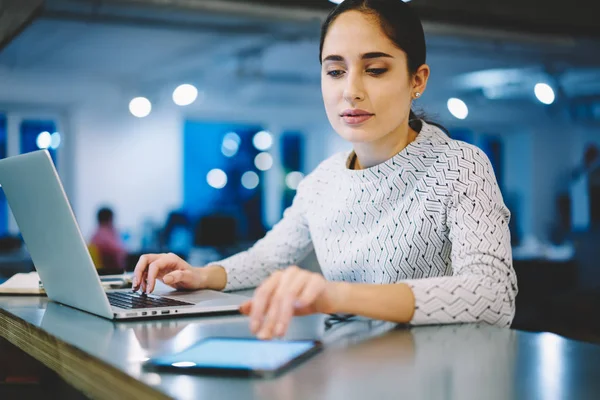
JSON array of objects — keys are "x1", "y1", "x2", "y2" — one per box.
[{"x1": 343, "y1": 71, "x2": 365, "y2": 103}]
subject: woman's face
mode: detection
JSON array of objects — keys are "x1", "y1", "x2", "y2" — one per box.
[{"x1": 321, "y1": 11, "x2": 426, "y2": 145}]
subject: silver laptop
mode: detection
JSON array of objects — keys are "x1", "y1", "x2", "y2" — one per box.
[{"x1": 0, "y1": 150, "x2": 246, "y2": 320}]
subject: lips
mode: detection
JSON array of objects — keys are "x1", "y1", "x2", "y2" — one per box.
[
  {"x1": 340, "y1": 109, "x2": 374, "y2": 125},
  {"x1": 340, "y1": 109, "x2": 373, "y2": 117}
]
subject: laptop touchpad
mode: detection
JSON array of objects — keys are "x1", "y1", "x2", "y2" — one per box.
[{"x1": 160, "y1": 290, "x2": 248, "y2": 304}]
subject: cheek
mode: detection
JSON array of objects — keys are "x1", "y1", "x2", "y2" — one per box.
[
  {"x1": 321, "y1": 82, "x2": 340, "y2": 114},
  {"x1": 372, "y1": 83, "x2": 411, "y2": 116}
]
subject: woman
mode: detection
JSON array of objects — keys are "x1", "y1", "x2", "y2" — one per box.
[{"x1": 133, "y1": 0, "x2": 517, "y2": 340}]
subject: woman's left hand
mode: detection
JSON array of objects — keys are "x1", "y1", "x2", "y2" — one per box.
[{"x1": 240, "y1": 266, "x2": 342, "y2": 340}]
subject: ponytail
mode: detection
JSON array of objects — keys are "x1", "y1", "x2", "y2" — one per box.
[
  {"x1": 409, "y1": 109, "x2": 417, "y2": 121},
  {"x1": 409, "y1": 108, "x2": 449, "y2": 135},
  {"x1": 409, "y1": 109, "x2": 423, "y2": 132}
]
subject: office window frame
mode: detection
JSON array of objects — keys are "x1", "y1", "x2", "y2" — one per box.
[{"x1": 0, "y1": 109, "x2": 69, "y2": 234}]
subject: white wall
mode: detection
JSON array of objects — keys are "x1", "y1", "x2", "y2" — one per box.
[
  {"x1": 0, "y1": 69, "x2": 334, "y2": 247},
  {"x1": 530, "y1": 121, "x2": 576, "y2": 239},
  {"x1": 502, "y1": 129, "x2": 534, "y2": 240},
  {"x1": 71, "y1": 95, "x2": 334, "y2": 245},
  {"x1": 71, "y1": 103, "x2": 184, "y2": 244}
]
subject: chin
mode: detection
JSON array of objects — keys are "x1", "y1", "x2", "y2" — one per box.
[{"x1": 336, "y1": 126, "x2": 379, "y2": 144}]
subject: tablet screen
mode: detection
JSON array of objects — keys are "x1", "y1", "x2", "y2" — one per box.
[{"x1": 148, "y1": 338, "x2": 319, "y2": 372}]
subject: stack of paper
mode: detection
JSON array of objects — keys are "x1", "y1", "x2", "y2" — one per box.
[
  {"x1": 0, "y1": 271, "x2": 45, "y2": 295},
  {"x1": 0, "y1": 271, "x2": 134, "y2": 295}
]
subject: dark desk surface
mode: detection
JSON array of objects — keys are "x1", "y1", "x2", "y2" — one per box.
[{"x1": 2, "y1": 293, "x2": 600, "y2": 400}]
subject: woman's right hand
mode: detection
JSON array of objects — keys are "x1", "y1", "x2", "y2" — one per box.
[{"x1": 132, "y1": 253, "x2": 225, "y2": 293}]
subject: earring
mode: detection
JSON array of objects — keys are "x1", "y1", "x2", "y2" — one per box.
[{"x1": 415, "y1": 92, "x2": 421, "y2": 98}]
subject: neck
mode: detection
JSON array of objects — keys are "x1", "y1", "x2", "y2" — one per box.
[{"x1": 352, "y1": 122, "x2": 418, "y2": 170}]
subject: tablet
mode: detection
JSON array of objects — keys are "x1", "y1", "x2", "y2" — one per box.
[{"x1": 145, "y1": 337, "x2": 322, "y2": 378}]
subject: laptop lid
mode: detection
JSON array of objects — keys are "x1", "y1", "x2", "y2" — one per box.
[{"x1": 0, "y1": 150, "x2": 113, "y2": 319}]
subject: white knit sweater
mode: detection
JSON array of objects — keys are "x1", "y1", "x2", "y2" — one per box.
[{"x1": 214, "y1": 121, "x2": 518, "y2": 327}]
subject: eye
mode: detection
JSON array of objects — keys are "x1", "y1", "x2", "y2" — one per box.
[
  {"x1": 326, "y1": 70, "x2": 345, "y2": 78},
  {"x1": 366, "y1": 68, "x2": 388, "y2": 76}
]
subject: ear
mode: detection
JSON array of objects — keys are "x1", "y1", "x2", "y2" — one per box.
[{"x1": 411, "y1": 64, "x2": 430, "y2": 99}]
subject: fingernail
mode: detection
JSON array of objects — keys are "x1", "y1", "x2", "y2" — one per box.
[{"x1": 132, "y1": 277, "x2": 138, "y2": 287}]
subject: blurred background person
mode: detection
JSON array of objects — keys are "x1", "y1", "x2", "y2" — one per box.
[{"x1": 89, "y1": 207, "x2": 126, "y2": 274}]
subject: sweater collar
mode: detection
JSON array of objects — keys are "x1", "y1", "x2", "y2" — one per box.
[{"x1": 340, "y1": 120, "x2": 445, "y2": 183}]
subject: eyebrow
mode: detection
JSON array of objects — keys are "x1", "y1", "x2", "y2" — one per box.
[{"x1": 322, "y1": 52, "x2": 394, "y2": 63}]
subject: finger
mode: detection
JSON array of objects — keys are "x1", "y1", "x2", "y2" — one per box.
[
  {"x1": 258, "y1": 267, "x2": 302, "y2": 339},
  {"x1": 146, "y1": 254, "x2": 174, "y2": 293},
  {"x1": 274, "y1": 273, "x2": 311, "y2": 337},
  {"x1": 165, "y1": 270, "x2": 203, "y2": 290},
  {"x1": 141, "y1": 269, "x2": 148, "y2": 293},
  {"x1": 258, "y1": 294, "x2": 282, "y2": 340},
  {"x1": 293, "y1": 305, "x2": 314, "y2": 316},
  {"x1": 134, "y1": 254, "x2": 161, "y2": 290},
  {"x1": 239, "y1": 300, "x2": 252, "y2": 315},
  {"x1": 250, "y1": 272, "x2": 282, "y2": 335},
  {"x1": 297, "y1": 275, "x2": 326, "y2": 309},
  {"x1": 146, "y1": 253, "x2": 180, "y2": 293},
  {"x1": 162, "y1": 270, "x2": 183, "y2": 286},
  {"x1": 133, "y1": 254, "x2": 161, "y2": 290}
]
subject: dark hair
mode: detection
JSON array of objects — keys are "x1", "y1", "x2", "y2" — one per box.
[
  {"x1": 97, "y1": 207, "x2": 114, "y2": 225},
  {"x1": 319, "y1": 0, "x2": 431, "y2": 128}
]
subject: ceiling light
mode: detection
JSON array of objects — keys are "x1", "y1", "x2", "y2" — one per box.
[
  {"x1": 206, "y1": 169, "x2": 227, "y2": 189},
  {"x1": 129, "y1": 97, "x2": 152, "y2": 118},
  {"x1": 252, "y1": 131, "x2": 273, "y2": 151},
  {"x1": 224, "y1": 132, "x2": 241, "y2": 146},
  {"x1": 172, "y1": 84, "x2": 198, "y2": 106},
  {"x1": 534, "y1": 83, "x2": 555, "y2": 105},
  {"x1": 36, "y1": 131, "x2": 51, "y2": 149},
  {"x1": 241, "y1": 171, "x2": 260, "y2": 190},
  {"x1": 254, "y1": 153, "x2": 273, "y2": 171},
  {"x1": 447, "y1": 98, "x2": 469, "y2": 120},
  {"x1": 50, "y1": 132, "x2": 61, "y2": 149},
  {"x1": 285, "y1": 171, "x2": 305, "y2": 190}
]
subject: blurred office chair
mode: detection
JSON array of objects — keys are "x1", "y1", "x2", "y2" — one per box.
[
  {"x1": 161, "y1": 211, "x2": 193, "y2": 256},
  {"x1": 0, "y1": 235, "x2": 23, "y2": 253},
  {"x1": 194, "y1": 214, "x2": 237, "y2": 256},
  {"x1": 87, "y1": 243, "x2": 103, "y2": 270},
  {"x1": 88, "y1": 243, "x2": 124, "y2": 275}
]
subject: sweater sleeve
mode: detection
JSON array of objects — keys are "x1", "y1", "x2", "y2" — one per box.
[
  {"x1": 209, "y1": 178, "x2": 314, "y2": 291},
  {"x1": 404, "y1": 147, "x2": 518, "y2": 327}
]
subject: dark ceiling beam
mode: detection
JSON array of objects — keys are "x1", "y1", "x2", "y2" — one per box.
[
  {"x1": 100, "y1": 0, "x2": 600, "y2": 38},
  {"x1": 220, "y1": 0, "x2": 600, "y2": 38},
  {"x1": 412, "y1": 0, "x2": 600, "y2": 38},
  {"x1": 41, "y1": 9, "x2": 281, "y2": 36},
  {"x1": 41, "y1": 0, "x2": 323, "y2": 40},
  {"x1": 44, "y1": 0, "x2": 600, "y2": 40},
  {"x1": 0, "y1": 0, "x2": 44, "y2": 51},
  {"x1": 44, "y1": 0, "x2": 328, "y2": 23}
]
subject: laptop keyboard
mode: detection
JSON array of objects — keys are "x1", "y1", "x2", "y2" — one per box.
[{"x1": 107, "y1": 291, "x2": 194, "y2": 310}]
